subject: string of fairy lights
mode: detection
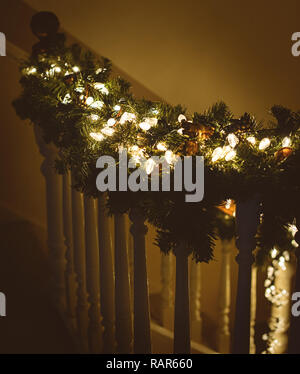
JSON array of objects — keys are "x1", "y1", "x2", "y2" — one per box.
[
  {"x1": 261, "y1": 223, "x2": 298, "y2": 353},
  {"x1": 21, "y1": 59, "x2": 298, "y2": 178}
]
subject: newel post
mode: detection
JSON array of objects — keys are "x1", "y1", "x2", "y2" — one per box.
[{"x1": 233, "y1": 196, "x2": 260, "y2": 354}]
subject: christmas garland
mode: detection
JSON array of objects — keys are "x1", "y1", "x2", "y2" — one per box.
[{"x1": 13, "y1": 21, "x2": 300, "y2": 263}]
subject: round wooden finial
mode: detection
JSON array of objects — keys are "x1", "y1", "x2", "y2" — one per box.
[{"x1": 30, "y1": 11, "x2": 60, "y2": 39}]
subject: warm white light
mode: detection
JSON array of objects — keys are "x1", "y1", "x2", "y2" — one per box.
[
  {"x1": 177, "y1": 128, "x2": 184, "y2": 135},
  {"x1": 72, "y1": 66, "x2": 80, "y2": 73},
  {"x1": 26, "y1": 67, "x2": 37, "y2": 75},
  {"x1": 225, "y1": 149, "x2": 236, "y2": 161},
  {"x1": 90, "y1": 100, "x2": 104, "y2": 109},
  {"x1": 90, "y1": 132, "x2": 104, "y2": 141},
  {"x1": 225, "y1": 199, "x2": 232, "y2": 210},
  {"x1": 157, "y1": 142, "x2": 167, "y2": 151},
  {"x1": 95, "y1": 67, "x2": 102, "y2": 74},
  {"x1": 139, "y1": 121, "x2": 151, "y2": 131},
  {"x1": 165, "y1": 150, "x2": 176, "y2": 164},
  {"x1": 145, "y1": 158, "x2": 156, "y2": 175},
  {"x1": 247, "y1": 136, "x2": 256, "y2": 145},
  {"x1": 227, "y1": 134, "x2": 239, "y2": 148},
  {"x1": 90, "y1": 114, "x2": 99, "y2": 122},
  {"x1": 211, "y1": 147, "x2": 223, "y2": 162},
  {"x1": 259, "y1": 138, "x2": 271, "y2": 150},
  {"x1": 107, "y1": 118, "x2": 116, "y2": 127},
  {"x1": 178, "y1": 114, "x2": 186, "y2": 123},
  {"x1": 282, "y1": 136, "x2": 291, "y2": 147},
  {"x1": 86, "y1": 97, "x2": 94, "y2": 106},
  {"x1": 101, "y1": 127, "x2": 115, "y2": 136},
  {"x1": 75, "y1": 86, "x2": 84, "y2": 93},
  {"x1": 94, "y1": 82, "x2": 109, "y2": 95},
  {"x1": 54, "y1": 66, "x2": 61, "y2": 73},
  {"x1": 227, "y1": 133, "x2": 239, "y2": 148},
  {"x1": 62, "y1": 93, "x2": 72, "y2": 104},
  {"x1": 120, "y1": 112, "x2": 136, "y2": 124},
  {"x1": 114, "y1": 105, "x2": 121, "y2": 111},
  {"x1": 271, "y1": 248, "x2": 278, "y2": 258},
  {"x1": 152, "y1": 109, "x2": 159, "y2": 115},
  {"x1": 288, "y1": 224, "x2": 298, "y2": 237}
]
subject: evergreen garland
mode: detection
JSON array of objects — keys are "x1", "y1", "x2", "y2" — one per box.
[{"x1": 12, "y1": 30, "x2": 300, "y2": 264}]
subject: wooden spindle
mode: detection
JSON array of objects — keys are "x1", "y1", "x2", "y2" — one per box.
[
  {"x1": 62, "y1": 171, "x2": 77, "y2": 332},
  {"x1": 233, "y1": 196, "x2": 260, "y2": 354},
  {"x1": 71, "y1": 183, "x2": 89, "y2": 352},
  {"x1": 129, "y1": 208, "x2": 151, "y2": 354},
  {"x1": 84, "y1": 196, "x2": 103, "y2": 353},
  {"x1": 174, "y1": 244, "x2": 191, "y2": 354},
  {"x1": 160, "y1": 253, "x2": 173, "y2": 330},
  {"x1": 98, "y1": 193, "x2": 115, "y2": 353},
  {"x1": 217, "y1": 239, "x2": 231, "y2": 353},
  {"x1": 249, "y1": 265, "x2": 257, "y2": 354},
  {"x1": 34, "y1": 125, "x2": 66, "y2": 315},
  {"x1": 190, "y1": 260, "x2": 202, "y2": 343},
  {"x1": 114, "y1": 213, "x2": 133, "y2": 353}
]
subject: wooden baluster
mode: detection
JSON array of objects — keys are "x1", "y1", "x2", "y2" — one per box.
[
  {"x1": 98, "y1": 193, "x2": 115, "y2": 353},
  {"x1": 217, "y1": 239, "x2": 232, "y2": 353},
  {"x1": 62, "y1": 171, "x2": 77, "y2": 332},
  {"x1": 71, "y1": 182, "x2": 89, "y2": 352},
  {"x1": 190, "y1": 260, "x2": 202, "y2": 343},
  {"x1": 34, "y1": 125, "x2": 66, "y2": 316},
  {"x1": 174, "y1": 245, "x2": 191, "y2": 354},
  {"x1": 269, "y1": 260, "x2": 293, "y2": 353},
  {"x1": 288, "y1": 216, "x2": 300, "y2": 353},
  {"x1": 233, "y1": 196, "x2": 260, "y2": 354},
  {"x1": 129, "y1": 208, "x2": 151, "y2": 354},
  {"x1": 126, "y1": 214, "x2": 134, "y2": 311},
  {"x1": 84, "y1": 197, "x2": 103, "y2": 353},
  {"x1": 250, "y1": 265, "x2": 257, "y2": 354},
  {"x1": 114, "y1": 213, "x2": 133, "y2": 353},
  {"x1": 160, "y1": 253, "x2": 173, "y2": 330}
]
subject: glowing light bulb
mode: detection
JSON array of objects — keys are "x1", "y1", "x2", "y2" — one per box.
[
  {"x1": 156, "y1": 142, "x2": 167, "y2": 151},
  {"x1": 271, "y1": 248, "x2": 278, "y2": 258},
  {"x1": 120, "y1": 112, "x2": 136, "y2": 124},
  {"x1": 145, "y1": 158, "x2": 156, "y2": 174},
  {"x1": 211, "y1": 147, "x2": 223, "y2": 162},
  {"x1": 178, "y1": 114, "x2": 186, "y2": 123},
  {"x1": 54, "y1": 66, "x2": 61, "y2": 73},
  {"x1": 227, "y1": 133, "x2": 239, "y2": 148},
  {"x1": 101, "y1": 127, "x2": 115, "y2": 136},
  {"x1": 114, "y1": 105, "x2": 121, "y2": 111},
  {"x1": 90, "y1": 132, "x2": 104, "y2": 141},
  {"x1": 282, "y1": 136, "x2": 291, "y2": 147},
  {"x1": 25, "y1": 67, "x2": 37, "y2": 75},
  {"x1": 259, "y1": 138, "x2": 271, "y2": 150},
  {"x1": 151, "y1": 109, "x2": 159, "y2": 115},
  {"x1": 86, "y1": 97, "x2": 94, "y2": 106},
  {"x1": 90, "y1": 114, "x2": 99, "y2": 122},
  {"x1": 95, "y1": 67, "x2": 102, "y2": 74},
  {"x1": 90, "y1": 100, "x2": 104, "y2": 109},
  {"x1": 107, "y1": 118, "x2": 116, "y2": 127},
  {"x1": 247, "y1": 136, "x2": 256, "y2": 145},
  {"x1": 62, "y1": 93, "x2": 72, "y2": 104},
  {"x1": 177, "y1": 128, "x2": 184, "y2": 135},
  {"x1": 225, "y1": 199, "x2": 232, "y2": 209},
  {"x1": 93, "y1": 83, "x2": 109, "y2": 94},
  {"x1": 75, "y1": 86, "x2": 84, "y2": 93},
  {"x1": 165, "y1": 150, "x2": 176, "y2": 164},
  {"x1": 72, "y1": 66, "x2": 80, "y2": 73},
  {"x1": 139, "y1": 121, "x2": 151, "y2": 131},
  {"x1": 225, "y1": 149, "x2": 236, "y2": 161}
]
